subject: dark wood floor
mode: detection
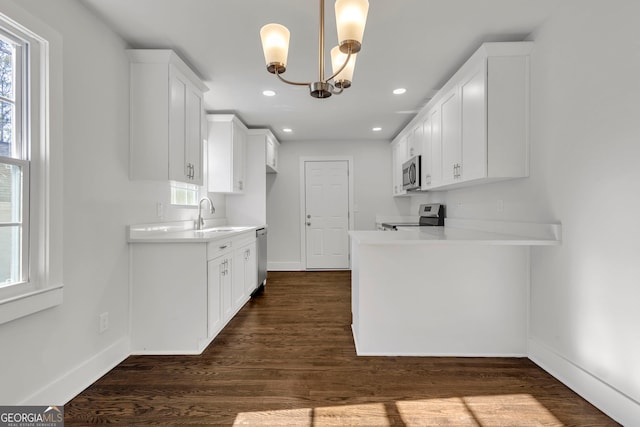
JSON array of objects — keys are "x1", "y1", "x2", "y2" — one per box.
[{"x1": 65, "y1": 271, "x2": 618, "y2": 426}]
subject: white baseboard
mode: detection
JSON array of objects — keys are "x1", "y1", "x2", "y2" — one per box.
[
  {"x1": 267, "y1": 261, "x2": 304, "y2": 271},
  {"x1": 20, "y1": 336, "x2": 130, "y2": 405},
  {"x1": 528, "y1": 338, "x2": 640, "y2": 426}
]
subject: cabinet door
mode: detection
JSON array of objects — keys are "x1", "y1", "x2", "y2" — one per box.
[
  {"x1": 440, "y1": 87, "x2": 462, "y2": 185},
  {"x1": 266, "y1": 136, "x2": 279, "y2": 173},
  {"x1": 185, "y1": 84, "x2": 203, "y2": 185},
  {"x1": 169, "y1": 66, "x2": 188, "y2": 182},
  {"x1": 208, "y1": 121, "x2": 233, "y2": 192},
  {"x1": 207, "y1": 257, "x2": 224, "y2": 338},
  {"x1": 232, "y1": 247, "x2": 247, "y2": 309},
  {"x1": 429, "y1": 106, "x2": 443, "y2": 188},
  {"x1": 244, "y1": 242, "x2": 257, "y2": 295},
  {"x1": 421, "y1": 117, "x2": 432, "y2": 189},
  {"x1": 407, "y1": 124, "x2": 423, "y2": 158},
  {"x1": 207, "y1": 117, "x2": 247, "y2": 193},
  {"x1": 460, "y1": 63, "x2": 487, "y2": 182},
  {"x1": 232, "y1": 124, "x2": 246, "y2": 192},
  {"x1": 221, "y1": 257, "x2": 234, "y2": 321},
  {"x1": 391, "y1": 140, "x2": 406, "y2": 196}
]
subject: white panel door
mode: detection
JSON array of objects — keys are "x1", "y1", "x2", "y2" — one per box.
[{"x1": 305, "y1": 161, "x2": 350, "y2": 269}]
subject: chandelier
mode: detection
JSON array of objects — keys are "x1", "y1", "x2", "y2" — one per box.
[{"x1": 259, "y1": 0, "x2": 369, "y2": 99}]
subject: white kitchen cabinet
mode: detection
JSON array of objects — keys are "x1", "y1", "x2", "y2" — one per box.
[
  {"x1": 130, "y1": 230, "x2": 257, "y2": 355},
  {"x1": 407, "y1": 123, "x2": 423, "y2": 158},
  {"x1": 421, "y1": 116, "x2": 432, "y2": 188},
  {"x1": 427, "y1": 108, "x2": 442, "y2": 188},
  {"x1": 234, "y1": 239, "x2": 257, "y2": 305},
  {"x1": 207, "y1": 240, "x2": 233, "y2": 338},
  {"x1": 393, "y1": 42, "x2": 532, "y2": 193},
  {"x1": 207, "y1": 253, "x2": 225, "y2": 338},
  {"x1": 128, "y1": 49, "x2": 207, "y2": 185},
  {"x1": 265, "y1": 134, "x2": 279, "y2": 173},
  {"x1": 391, "y1": 137, "x2": 408, "y2": 196},
  {"x1": 440, "y1": 86, "x2": 462, "y2": 186},
  {"x1": 207, "y1": 114, "x2": 248, "y2": 193}
]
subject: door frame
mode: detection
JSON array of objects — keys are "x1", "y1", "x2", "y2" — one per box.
[{"x1": 299, "y1": 156, "x2": 355, "y2": 270}]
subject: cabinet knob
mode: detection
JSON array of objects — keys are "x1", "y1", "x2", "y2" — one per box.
[{"x1": 306, "y1": 222, "x2": 311, "y2": 226}]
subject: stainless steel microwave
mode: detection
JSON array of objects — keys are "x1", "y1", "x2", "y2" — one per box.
[{"x1": 402, "y1": 155, "x2": 421, "y2": 190}]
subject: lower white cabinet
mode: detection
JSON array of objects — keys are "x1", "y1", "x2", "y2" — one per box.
[
  {"x1": 130, "y1": 231, "x2": 257, "y2": 354},
  {"x1": 235, "y1": 240, "x2": 257, "y2": 297},
  {"x1": 207, "y1": 246, "x2": 232, "y2": 339}
]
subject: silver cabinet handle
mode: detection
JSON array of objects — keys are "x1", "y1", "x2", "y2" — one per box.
[{"x1": 219, "y1": 245, "x2": 228, "y2": 250}]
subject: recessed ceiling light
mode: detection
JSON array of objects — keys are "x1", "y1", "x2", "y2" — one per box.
[
  {"x1": 262, "y1": 90, "x2": 276, "y2": 97},
  {"x1": 393, "y1": 88, "x2": 407, "y2": 95},
  {"x1": 372, "y1": 127, "x2": 382, "y2": 132},
  {"x1": 282, "y1": 128, "x2": 293, "y2": 133}
]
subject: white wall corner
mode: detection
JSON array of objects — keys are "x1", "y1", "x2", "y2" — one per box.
[
  {"x1": 20, "y1": 337, "x2": 130, "y2": 405},
  {"x1": 528, "y1": 338, "x2": 640, "y2": 426}
]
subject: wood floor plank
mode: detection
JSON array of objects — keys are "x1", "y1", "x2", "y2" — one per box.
[{"x1": 65, "y1": 271, "x2": 618, "y2": 426}]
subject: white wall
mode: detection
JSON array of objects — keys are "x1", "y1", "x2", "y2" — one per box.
[
  {"x1": 436, "y1": 1, "x2": 640, "y2": 422},
  {"x1": 0, "y1": 0, "x2": 222, "y2": 404},
  {"x1": 267, "y1": 140, "x2": 410, "y2": 269}
]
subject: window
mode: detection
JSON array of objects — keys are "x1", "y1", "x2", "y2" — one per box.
[
  {"x1": 170, "y1": 180, "x2": 198, "y2": 207},
  {"x1": 0, "y1": 11, "x2": 62, "y2": 325},
  {"x1": 0, "y1": 31, "x2": 28, "y2": 289}
]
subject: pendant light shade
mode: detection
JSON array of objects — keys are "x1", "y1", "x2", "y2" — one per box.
[
  {"x1": 260, "y1": 23, "x2": 290, "y2": 74},
  {"x1": 335, "y1": 0, "x2": 369, "y2": 53},
  {"x1": 259, "y1": 0, "x2": 368, "y2": 98},
  {"x1": 331, "y1": 46, "x2": 356, "y2": 88}
]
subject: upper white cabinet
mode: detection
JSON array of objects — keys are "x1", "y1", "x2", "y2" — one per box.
[
  {"x1": 407, "y1": 123, "x2": 424, "y2": 158},
  {"x1": 128, "y1": 49, "x2": 207, "y2": 185},
  {"x1": 395, "y1": 41, "x2": 533, "y2": 194},
  {"x1": 265, "y1": 133, "x2": 280, "y2": 173},
  {"x1": 391, "y1": 137, "x2": 408, "y2": 196},
  {"x1": 207, "y1": 114, "x2": 247, "y2": 193},
  {"x1": 439, "y1": 86, "x2": 463, "y2": 186}
]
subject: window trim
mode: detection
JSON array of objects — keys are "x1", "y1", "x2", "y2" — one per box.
[{"x1": 0, "y1": 9, "x2": 62, "y2": 324}]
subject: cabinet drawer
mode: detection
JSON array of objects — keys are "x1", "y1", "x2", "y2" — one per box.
[{"x1": 207, "y1": 240, "x2": 232, "y2": 260}]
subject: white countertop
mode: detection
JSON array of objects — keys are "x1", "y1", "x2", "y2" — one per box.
[
  {"x1": 350, "y1": 219, "x2": 561, "y2": 246},
  {"x1": 128, "y1": 221, "x2": 262, "y2": 243}
]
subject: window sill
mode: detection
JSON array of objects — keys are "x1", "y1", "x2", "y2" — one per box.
[{"x1": 0, "y1": 285, "x2": 63, "y2": 325}]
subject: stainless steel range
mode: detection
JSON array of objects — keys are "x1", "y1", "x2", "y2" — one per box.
[{"x1": 380, "y1": 203, "x2": 445, "y2": 230}]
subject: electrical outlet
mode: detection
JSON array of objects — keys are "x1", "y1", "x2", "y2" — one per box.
[
  {"x1": 99, "y1": 312, "x2": 109, "y2": 334},
  {"x1": 156, "y1": 202, "x2": 163, "y2": 218}
]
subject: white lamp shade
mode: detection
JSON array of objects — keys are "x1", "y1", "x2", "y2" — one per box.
[
  {"x1": 335, "y1": 0, "x2": 369, "y2": 48},
  {"x1": 331, "y1": 46, "x2": 357, "y2": 83},
  {"x1": 260, "y1": 23, "x2": 290, "y2": 68}
]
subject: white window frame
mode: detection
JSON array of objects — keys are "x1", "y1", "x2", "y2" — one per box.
[
  {"x1": 0, "y1": 10, "x2": 62, "y2": 325},
  {"x1": 0, "y1": 28, "x2": 29, "y2": 289}
]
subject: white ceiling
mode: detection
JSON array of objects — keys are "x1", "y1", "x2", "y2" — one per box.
[{"x1": 80, "y1": 0, "x2": 557, "y2": 142}]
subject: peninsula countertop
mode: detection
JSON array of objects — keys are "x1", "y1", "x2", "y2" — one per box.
[{"x1": 349, "y1": 218, "x2": 561, "y2": 246}]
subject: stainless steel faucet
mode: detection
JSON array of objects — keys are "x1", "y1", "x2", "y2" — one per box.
[{"x1": 196, "y1": 197, "x2": 215, "y2": 230}]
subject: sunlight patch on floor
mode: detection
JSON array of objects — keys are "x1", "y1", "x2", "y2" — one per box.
[
  {"x1": 233, "y1": 407, "x2": 312, "y2": 426},
  {"x1": 462, "y1": 394, "x2": 562, "y2": 426},
  {"x1": 233, "y1": 394, "x2": 562, "y2": 426}
]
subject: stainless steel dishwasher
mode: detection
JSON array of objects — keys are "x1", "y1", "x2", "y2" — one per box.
[{"x1": 253, "y1": 227, "x2": 267, "y2": 296}]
